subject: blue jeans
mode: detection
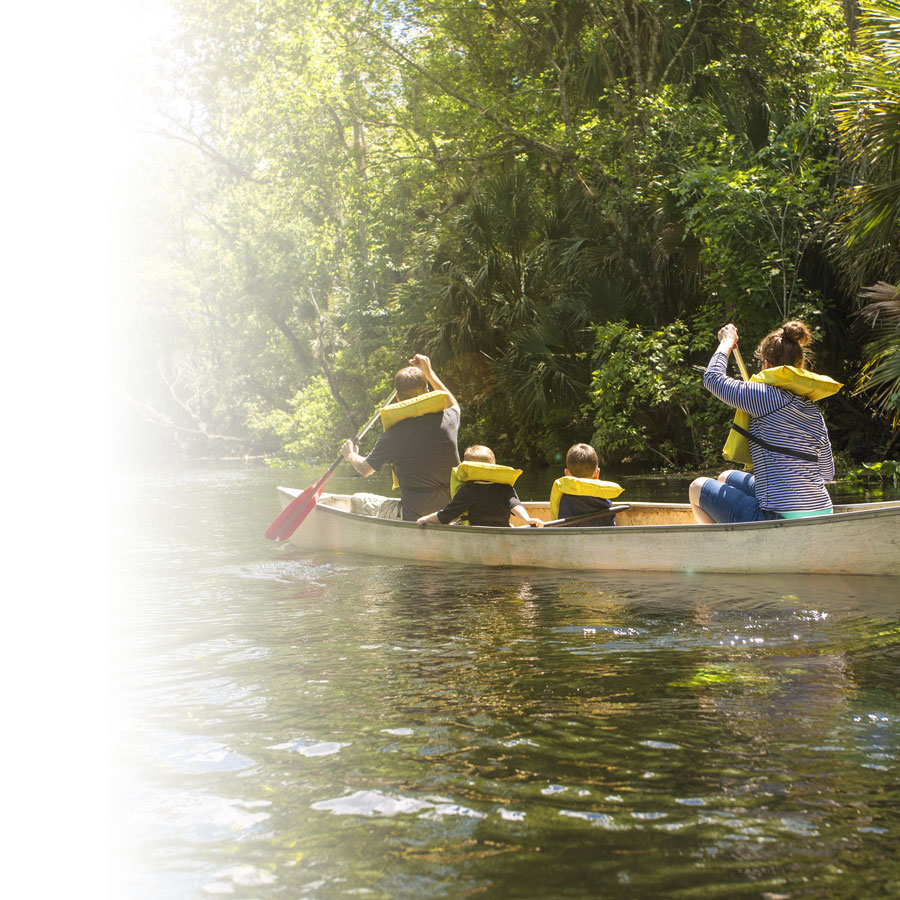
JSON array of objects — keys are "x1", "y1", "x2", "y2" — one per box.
[{"x1": 698, "y1": 471, "x2": 782, "y2": 524}]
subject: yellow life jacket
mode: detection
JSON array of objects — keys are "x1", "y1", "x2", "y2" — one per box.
[
  {"x1": 378, "y1": 391, "x2": 452, "y2": 490},
  {"x1": 379, "y1": 390, "x2": 450, "y2": 431},
  {"x1": 549, "y1": 476, "x2": 624, "y2": 520},
  {"x1": 450, "y1": 461, "x2": 522, "y2": 498},
  {"x1": 722, "y1": 366, "x2": 843, "y2": 467}
]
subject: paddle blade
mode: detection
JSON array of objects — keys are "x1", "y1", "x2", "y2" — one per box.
[{"x1": 265, "y1": 477, "x2": 327, "y2": 541}]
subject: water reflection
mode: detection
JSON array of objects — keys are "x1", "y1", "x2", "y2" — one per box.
[{"x1": 112, "y1": 468, "x2": 900, "y2": 900}]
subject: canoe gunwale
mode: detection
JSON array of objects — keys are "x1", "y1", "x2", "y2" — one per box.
[{"x1": 278, "y1": 488, "x2": 900, "y2": 536}]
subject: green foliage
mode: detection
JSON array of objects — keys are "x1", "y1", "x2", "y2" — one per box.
[
  {"x1": 853, "y1": 282, "x2": 900, "y2": 425},
  {"x1": 118, "y1": 0, "x2": 897, "y2": 466},
  {"x1": 833, "y1": 0, "x2": 900, "y2": 291},
  {"x1": 401, "y1": 165, "x2": 605, "y2": 454},
  {"x1": 675, "y1": 118, "x2": 839, "y2": 326},
  {"x1": 837, "y1": 459, "x2": 900, "y2": 488},
  {"x1": 588, "y1": 321, "x2": 730, "y2": 468},
  {"x1": 832, "y1": 3, "x2": 900, "y2": 429},
  {"x1": 247, "y1": 376, "x2": 345, "y2": 461}
]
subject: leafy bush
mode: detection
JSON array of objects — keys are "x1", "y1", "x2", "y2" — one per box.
[
  {"x1": 838, "y1": 460, "x2": 900, "y2": 489},
  {"x1": 588, "y1": 321, "x2": 732, "y2": 469},
  {"x1": 248, "y1": 376, "x2": 346, "y2": 462}
]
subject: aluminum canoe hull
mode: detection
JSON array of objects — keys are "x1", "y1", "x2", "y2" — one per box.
[{"x1": 275, "y1": 490, "x2": 900, "y2": 576}]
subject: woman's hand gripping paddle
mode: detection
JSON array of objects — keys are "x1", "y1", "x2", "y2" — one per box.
[
  {"x1": 264, "y1": 389, "x2": 397, "y2": 541},
  {"x1": 717, "y1": 322, "x2": 749, "y2": 382}
]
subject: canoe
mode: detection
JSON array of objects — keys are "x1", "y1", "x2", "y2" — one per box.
[{"x1": 274, "y1": 489, "x2": 900, "y2": 576}]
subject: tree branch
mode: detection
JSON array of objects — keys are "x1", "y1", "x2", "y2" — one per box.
[
  {"x1": 130, "y1": 112, "x2": 260, "y2": 182},
  {"x1": 307, "y1": 288, "x2": 355, "y2": 430}
]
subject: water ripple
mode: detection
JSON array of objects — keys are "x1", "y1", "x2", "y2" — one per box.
[
  {"x1": 311, "y1": 790, "x2": 485, "y2": 820},
  {"x1": 270, "y1": 739, "x2": 351, "y2": 757}
]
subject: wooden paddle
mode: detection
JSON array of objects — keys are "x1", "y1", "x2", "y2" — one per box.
[
  {"x1": 695, "y1": 338, "x2": 749, "y2": 380},
  {"x1": 543, "y1": 504, "x2": 631, "y2": 527},
  {"x1": 264, "y1": 388, "x2": 397, "y2": 541},
  {"x1": 732, "y1": 345, "x2": 750, "y2": 381}
]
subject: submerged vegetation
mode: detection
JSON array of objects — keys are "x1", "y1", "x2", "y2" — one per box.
[
  {"x1": 117, "y1": 0, "x2": 900, "y2": 469},
  {"x1": 837, "y1": 459, "x2": 900, "y2": 490}
]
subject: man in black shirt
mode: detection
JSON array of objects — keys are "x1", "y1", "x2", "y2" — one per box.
[{"x1": 340, "y1": 355, "x2": 460, "y2": 520}]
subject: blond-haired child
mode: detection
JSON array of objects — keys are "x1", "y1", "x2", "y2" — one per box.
[{"x1": 417, "y1": 445, "x2": 543, "y2": 527}]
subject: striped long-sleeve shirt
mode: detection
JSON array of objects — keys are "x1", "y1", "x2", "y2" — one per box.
[{"x1": 704, "y1": 351, "x2": 835, "y2": 513}]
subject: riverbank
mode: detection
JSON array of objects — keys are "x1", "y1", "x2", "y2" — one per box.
[{"x1": 114, "y1": 454, "x2": 900, "y2": 507}]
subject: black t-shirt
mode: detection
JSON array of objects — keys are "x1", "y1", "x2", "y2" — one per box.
[
  {"x1": 436, "y1": 482, "x2": 521, "y2": 527},
  {"x1": 365, "y1": 406, "x2": 461, "y2": 520},
  {"x1": 557, "y1": 493, "x2": 616, "y2": 527}
]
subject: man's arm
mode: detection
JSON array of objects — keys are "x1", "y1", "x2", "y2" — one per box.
[
  {"x1": 340, "y1": 440, "x2": 375, "y2": 476},
  {"x1": 410, "y1": 354, "x2": 459, "y2": 410}
]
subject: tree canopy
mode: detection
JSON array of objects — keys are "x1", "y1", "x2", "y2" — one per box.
[{"x1": 116, "y1": 0, "x2": 900, "y2": 467}]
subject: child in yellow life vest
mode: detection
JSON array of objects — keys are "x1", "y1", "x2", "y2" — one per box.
[
  {"x1": 550, "y1": 443, "x2": 623, "y2": 526},
  {"x1": 416, "y1": 446, "x2": 544, "y2": 528}
]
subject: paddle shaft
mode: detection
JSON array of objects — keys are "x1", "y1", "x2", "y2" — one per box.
[
  {"x1": 732, "y1": 345, "x2": 750, "y2": 381},
  {"x1": 264, "y1": 388, "x2": 397, "y2": 541},
  {"x1": 696, "y1": 341, "x2": 748, "y2": 380},
  {"x1": 543, "y1": 504, "x2": 630, "y2": 527},
  {"x1": 328, "y1": 389, "x2": 398, "y2": 478},
  {"x1": 358, "y1": 389, "x2": 397, "y2": 440}
]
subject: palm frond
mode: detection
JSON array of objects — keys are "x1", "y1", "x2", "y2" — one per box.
[
  {"x1": 854, "y1": 281, "x2": 900, "y2": 424},
  {"x1": 833, "y1": 0, "x2": 900, "y2": 287}
]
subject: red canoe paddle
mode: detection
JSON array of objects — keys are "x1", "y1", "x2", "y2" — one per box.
[{"x1": 265, "y1": 389, "x2": 397, "y2": 541}]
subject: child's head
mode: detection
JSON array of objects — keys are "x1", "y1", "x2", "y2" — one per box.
[
  {"x1": 464, "y1": 444, "x2": 496, "y2": 464},
  {"x1": 394, "y1": 366, "x2": 428, "y2": 400},
  {"x1": 565, "y1": 443, "x2": 599, "y2": 478}
]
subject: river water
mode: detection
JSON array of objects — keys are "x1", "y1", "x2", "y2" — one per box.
[{"x1": 111, "y1": 464, "x2": 900, "y2": 899}]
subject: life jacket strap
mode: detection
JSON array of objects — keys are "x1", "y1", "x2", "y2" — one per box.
[{"x1": 730, "y1": 424, "x2": 817, "y2": 463}]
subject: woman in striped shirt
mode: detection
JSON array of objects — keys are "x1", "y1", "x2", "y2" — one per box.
[{"x1": 689, "y1": 321, "x2": 835, "y2": 524}]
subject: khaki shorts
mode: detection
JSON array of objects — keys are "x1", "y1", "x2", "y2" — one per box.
[{"x1": 350, "y1": 492, "x2": 402, "y2": 519}]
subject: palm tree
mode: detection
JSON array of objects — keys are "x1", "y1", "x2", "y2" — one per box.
[
  {"x1": 833, "y1": 0, "x2": 900, "y2": 291},
  {"x1": 855, "y1": 281, "x2": 900, "y2": 429},
  {"x1": 833, "y1": 1, "x2": 900, "y2": 431},
  {"x1": 404, "y1": 166, "x2": 625, "y2": 451}
]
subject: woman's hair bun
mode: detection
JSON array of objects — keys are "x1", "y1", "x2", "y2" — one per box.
[{"x1": 781, "y1": 320, "x2": 811, "y2": 346}]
